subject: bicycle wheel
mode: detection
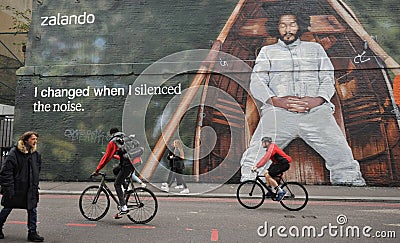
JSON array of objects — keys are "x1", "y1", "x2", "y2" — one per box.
[
  {"x1": 236, "y1": 180, "x2": 265, "y2": 209},
  {"x1": 279, "y1": 182, "x2": 308, "y2": 211},
  {"x1": 79, "y1": 186, "x2": 110, "y2": 221},
  {"x1": 125, "y1": 187, "x2": 158, "y2": 224}
]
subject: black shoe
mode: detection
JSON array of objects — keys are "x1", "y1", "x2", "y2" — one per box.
[
  {"x1": 0, "y1": 228, "x2": 4, "y2": 239},
  {"x1": 28, "y1": 232, "x2": 44, "y2": 242}
]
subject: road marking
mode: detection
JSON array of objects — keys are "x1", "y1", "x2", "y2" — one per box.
[
  {"x1": 123, "y1": 225, "x2": 156, "y2": 229},
  {"x1": 384, "y1": 224, "x2": 400, "y2": 227},
  {"x1": 358, "y1": 209, "x2": 400, "y2": 214},
  {"x1": 8, "y1": 221, "x2": 28, "y2": 225},
  {"x1": 8, "y1": 221, "x2": 41, "y2": 225},
  {"x1": 211, "y1": 229, "x2": 218, "y2": 241},
  {"x1": 66, "y1": 223, "x2": 96, "y2": 227}
]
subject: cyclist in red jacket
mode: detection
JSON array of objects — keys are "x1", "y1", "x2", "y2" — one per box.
[
  {"x1": 92, "y1": 128, "x2": 134, "y2": 219},
  {"x1": 252, "y1": 137, "x2": 292, "y2": 201}
]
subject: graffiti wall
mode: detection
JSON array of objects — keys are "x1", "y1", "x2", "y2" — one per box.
[{"x1": 14, "y1": 0, "x2": 400, "y2": 185}]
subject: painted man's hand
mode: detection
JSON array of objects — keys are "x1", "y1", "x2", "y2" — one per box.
[{"x1": 268, "y1": 96, "x2": 324, "y2": 113}]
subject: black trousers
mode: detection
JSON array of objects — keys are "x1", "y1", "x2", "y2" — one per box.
[
  {"x1": 167, "y1": 166, "x2": 187, "y2": 188},
  {"x1": 114, "y1": 164, "x2": 134, "y2": 207}
]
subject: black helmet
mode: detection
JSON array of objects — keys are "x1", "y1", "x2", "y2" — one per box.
[{"x1": 261, "y1": 136, "x2": 272, "y2": 143}]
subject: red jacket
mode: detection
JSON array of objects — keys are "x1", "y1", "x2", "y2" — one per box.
[
  {"x1": 256, "y1": 143, "x2": 292, "y2": 168},
  {"x1": 95, "y1": 140, "x2": 119, "y2": 172}
]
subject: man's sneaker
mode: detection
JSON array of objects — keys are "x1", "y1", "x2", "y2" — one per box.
[
  {"x1": 161, "y1": 182, "x2": 167, "y2": 187},
  {"x1": 276, "y1": 190, "x2": 287, "y2": 202},
  {"x1": 180, "y1": 188, "x2": 189, "y2": 194},
  {"x1": 0, "y1": 228, "x2": 4, "y2": 239},
  {"x1": 127, "y1": 184, "x2": 133, "y2": 191},
  {"x1": 174, "y1": 185, "x2": 184, "y2": 189},
  {"x1": 114, "y1": 209, "x2": 128, "y2": 219},
  {"x1": 27, "y1": 232, "x2": 44, "y2": 242},
  {"x1": 265, "y1": 191, "x2": 272, "y2": 198},
  {"x1": 141, "y1": 183, "x2": 147, "y2": 188}
]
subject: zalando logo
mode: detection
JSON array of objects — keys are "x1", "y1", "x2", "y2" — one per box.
[{"x1": 41, "y1": 12, "x2": 95, "y2": 26}]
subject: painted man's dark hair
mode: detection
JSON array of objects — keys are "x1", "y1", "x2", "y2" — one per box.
[{"x1": 263, "y1": 1, "x2": 311, "y2": 38}]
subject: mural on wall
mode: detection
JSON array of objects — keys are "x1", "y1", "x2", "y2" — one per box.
[
  {"x1": 190, "y1": 0, "x2": 400, "y2": 185},
  {"x1": 13, "y1": 0, "x2": 399, "y2": 185}
]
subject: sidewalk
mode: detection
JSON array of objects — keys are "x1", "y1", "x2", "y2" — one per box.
[{"x1": 39, "y1": 181, "x2": 400, "y2": 202}]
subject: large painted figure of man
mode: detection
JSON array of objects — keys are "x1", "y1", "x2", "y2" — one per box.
[{"x1": 240, "y1": 9, "x2": 366, "y2": 186}]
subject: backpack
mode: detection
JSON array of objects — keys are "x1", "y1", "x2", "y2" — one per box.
[{"x1": 111, "y1": 132, "x2": 144, "y2": 164}]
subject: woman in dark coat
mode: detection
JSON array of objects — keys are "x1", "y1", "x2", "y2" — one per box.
[
  {"x1": 0, "y1": 131, "x2": 44, "y2": 242},
  {"x1": 161, "y1": 139, "x2": 189, "y2": 194}
]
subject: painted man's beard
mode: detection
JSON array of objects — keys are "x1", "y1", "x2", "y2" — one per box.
[{"x1": 279, "y1": 33, "x2": 301, "y2": 45}]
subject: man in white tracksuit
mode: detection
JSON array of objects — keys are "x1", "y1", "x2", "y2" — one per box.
[{"x1": 240, "y1": 10, "x2": 366, "y2": 186}]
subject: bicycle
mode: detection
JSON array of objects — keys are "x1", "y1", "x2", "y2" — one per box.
[
  {"x1": 79, "y1": 172, "x2": 158, "y2": 224},
  {"x1": 236, "y1": 171, "x2": 308, "y2": 211}
]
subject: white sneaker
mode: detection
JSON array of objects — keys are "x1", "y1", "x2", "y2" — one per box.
[
  {"x1": 174, "y1": 185, "x2": 184, "y2": 189},
  {"x1": 141, "y1": 183, "x2": 147, "y2": 188},
  {"x1": 161, "y1": 183, "x2": 167, "y2": 187},
  {"x1": 180, "y1": 188, "x2": 189, "y2": 194},
  {"x1": 114, "y1": 209, "x2": 128, "y2": 219},
  {"x1": 161, "y1": 186, "x2": 169, "y2": 192}
]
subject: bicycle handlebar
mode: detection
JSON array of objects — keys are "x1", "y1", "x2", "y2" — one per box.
[{"x1": 90, "y1": 172, "x2": 106, "y2": 178}]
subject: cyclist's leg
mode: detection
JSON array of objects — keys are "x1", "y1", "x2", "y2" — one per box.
[
  {"x1": 268, "y1": 163, "x2": 290, "y2": 201},
  {"x1": 115, "y1": 165, "x2": 134, "y2": 207},
  {"x1": 264, "y1": 170, "x2": 278, "y2": 188}
]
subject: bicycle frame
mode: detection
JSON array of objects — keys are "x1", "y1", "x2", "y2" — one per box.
[
  {"x1": 255, "y1": 176, "x2": 275, "y2": 197},
  {"x1": 252, "y1": 174, "x2": 287, "y2": 200},
  {"x1": 95, "y1": 172, "x2": 144, "y2": 208},
  {"x1": 125, "y1": 174, "x2": 144, "y2": 207},
  {"x1": 93, "y1": 173, "x2": 120, "y2": 206}
]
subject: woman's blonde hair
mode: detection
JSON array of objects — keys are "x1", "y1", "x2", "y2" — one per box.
[{"x1": 173, "y1": 139, "x2": 184, "y2": 159}]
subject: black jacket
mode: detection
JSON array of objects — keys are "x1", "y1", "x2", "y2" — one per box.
[
  {"x1": 167, "y1": 149, "x2": 184, "y2": 170},
  {"x1": 0, "y1": 140, "x2": 41, "y2": 210}
]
